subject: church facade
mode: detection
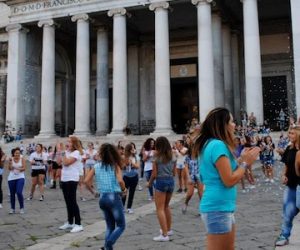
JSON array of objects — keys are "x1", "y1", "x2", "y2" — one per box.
[{"x1": 0, "y1": 0, "x2": 298, "y2": 137}]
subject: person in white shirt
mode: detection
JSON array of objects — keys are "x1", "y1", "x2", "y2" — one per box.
[
  {"x1": 28, "y1": 144, "x2": 47, "y2": 201},
  {"x1": 59, "y1": 136, "x2": 83, "y2": 233},
  {"x1": 8, "y1": 147, "x2": 26, "y2": 214},
  {"x1": 174, "y1": 140, "x2": 188, "y2": 193}
]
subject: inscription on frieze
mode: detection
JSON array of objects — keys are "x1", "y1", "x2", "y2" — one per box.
[{"x1": 12, "y1": 0, "x2": 88, "y2": 15}]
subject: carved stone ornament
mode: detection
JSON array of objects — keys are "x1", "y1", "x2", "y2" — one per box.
[
  {"x1": 71, "y1": 13, "x2": 89, "y2": 22},
  {"x1": 37, "y1": 19, "x2": 55, "y2": 28},
  {"x1": 149, "y1": 1, "x2": 169, "y2": 11},
  {"x1": 107, "y1": 8, "x2": 127, "y2": 17},
  {"x1": 5, "y1": 23, "x2": 22, "y2": 32},
  {"x1": 191, "y1": 0, "x2": 213, "y2": 6}
]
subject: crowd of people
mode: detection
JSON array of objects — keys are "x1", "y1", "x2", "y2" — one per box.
[{"x1": 1, "y1": 108, "x2": 300, "y2": 249}]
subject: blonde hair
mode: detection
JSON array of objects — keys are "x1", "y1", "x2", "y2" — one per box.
[{"x1": 290, "y1": 125, "x2": 300, "y2": 149}]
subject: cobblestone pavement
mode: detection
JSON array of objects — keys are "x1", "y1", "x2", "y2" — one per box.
[{"x1": 0, "y1": 159, "x2": 291, "y2": 250}]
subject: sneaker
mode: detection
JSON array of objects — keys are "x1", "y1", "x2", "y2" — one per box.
[
  {"x1": 153, "y1": 234, "x2": 169, "y2": 242},
  {"x1": 275, "y1": 235, "x2": 289, "y2": 246},
  {"x1": 127, "y1": 208, "x2": 134, "y2": 214},
  {"x1": 182, "y1": 204, "x2": 187, "y2": 214},
  {"x1": 20, "y1": 209, "x2": 25, "y2": 214},
  {"x1": 0, "y1": 204, "x2": 2, "y2": 208},
  {"x1": 138, "y1": 184, "x2": 143, "y2": 191},
  {"x1": 176, "y1": 188, "x2": 183, "y2": 193},
  {"x1": 184, "y1": 188, "x2": 188, "y2": 193},
  {"x1": 270, "y1": 179, "x2": 275, "y2": 183},
  {"x1": 265, "y1": 178, "x2": 270, "y2": 182},
  {"x1": 249, "y1": 185, "x2": 256, "y2": 189},
  {"x1": 59, "y1": 223, "x2": 74, "y2": 230},
  {"x1": 148, "y1": 197, "x2": 153, "y2": 201},
  {"x1": 80, "y1": 197, "x2": 86, "y2": 202},
  {"x1": 70, "y1": 224, "x2": 83, "y2": 233},
  {"x1": 242, "y1": 189, "x2": 247, "y2": 193},
  {"x1": 27, "y1": 195, "x2": 33, "y2": 201},
  {"x1": 94, "y1": 192, "x2": 100, "y2": 198},
  {"x1": 9, "y1": 209, "x2": 15, "y2": 214},
  {"x1": 39, "y1": 195, "x2": 44, "y2": 201},
  {"x1": 159, "y1": 229, "x2": 174, "y2": 236}
]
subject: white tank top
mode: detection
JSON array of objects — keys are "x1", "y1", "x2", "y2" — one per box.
[{"x1": 8, "y1": 158, "x2": 25, "y2": 181}]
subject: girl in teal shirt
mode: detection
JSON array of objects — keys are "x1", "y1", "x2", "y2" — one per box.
[{"x1": 193, "y1": 108, "x2": 260, "y2": 250}]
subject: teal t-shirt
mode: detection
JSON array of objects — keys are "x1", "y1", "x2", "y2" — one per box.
[{"x1": 199, "y1": 139, "x2": 238, "y2": 213}]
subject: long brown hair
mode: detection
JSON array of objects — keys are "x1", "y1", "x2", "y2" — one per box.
[
  {"x1": 155, "y1": 136, "x2": 172, "y2": 163},
  {"x1": 193, "y1": 107, "x2": 235, "y2": 157},
  {"x1": 99, "y1": 143, "x2": 123, "y2": 169},
  {"x1": 69, "y1": 136, "x2": 83, "y2": 155}
]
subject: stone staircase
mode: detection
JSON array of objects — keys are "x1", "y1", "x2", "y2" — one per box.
[{"x1": 0, "y1": 134, "x2": 184, "y2": 154}]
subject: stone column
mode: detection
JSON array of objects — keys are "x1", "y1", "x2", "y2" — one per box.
[
  {"x1": 108, "y1": 8, "x2": 127, "y2": 136},
  {"x1": 212, "y1": 12, "x2": 224, "y2": 107},
  {"x1": 291, "y1": 0, "x2": 300, "y2": 118},
  {"x1": 192, "y1": 0, "x2": 215, "y2": 122},
  {"x1": 231, "y1": 31, "x2": 241, "y2": 122},
  {"x1": 222, "y1": 24, "x2": 233, "y2": 112},
  {"x1": 71, "y1": 14, "x2": 91, "y2": 136},
  {"x1": 36, "y1": 19, "x2": 56, "y2": 138},
  {"x1": 95, "y1": 26, "x2": 109, "y2": 135},
  {"x1": 242, "y1": 0, "x2": 263, "y2": 124},
  {"x1": 149, "y1": 2, "x2": 173, "y2": 135},
  {"x1": 5, "y1": 24, "x2": 27, "y2": 132}
]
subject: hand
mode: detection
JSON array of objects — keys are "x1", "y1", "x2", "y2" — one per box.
[
  {"x1": 281, "y1": 175, "x2": 288, "y2": 185},
  {"x1": 240, "y1": 147, "x2": 261, "y2": 166},
  {"x1": 121, "y1": 188, "x2": 127, "y2": 197}
]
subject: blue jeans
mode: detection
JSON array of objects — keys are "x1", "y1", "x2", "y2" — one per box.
[
  {"x1": 99, "y1": 193, "x2": 126, "y2": 250},
  {"x1": 155, "y1": 177, "x2": 174, "y2": 193},
  {"x1": 281, "y1": 186, "x2": 299, "y2": 238},
  {"x1": 8, "y1": 178, "x2": 25, "y2": 210},
  {"x1": 144, "y1": 170, "x2": 153, "y2": 198},
  {"x1": 201, "y1": 212, "x2": 235, "y2": 234}
]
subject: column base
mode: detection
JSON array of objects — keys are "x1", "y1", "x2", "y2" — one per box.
[
  {"x1": 73, "y1": 130, "x2": 92, "y2": 137},
  {"x1": 35, "y1": 131, "x2": 57, "y2": 139},
  {"x1": 95, "y1": 130, "x2": 110, "y2": 136},
  {"x1": 107, "y1": 129, "x2": 125, "y2": 138},
  {"x1": 150, "y1": 128, "x2": 175, "y2": 136}
]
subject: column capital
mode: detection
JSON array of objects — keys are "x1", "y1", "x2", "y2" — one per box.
[
  {"x1": 71, "y1": 13, "x2": 89, "y2": 22},
  {"x1": 191, "y1": 0, "x2": 213, "y2": 6},
  {"x1": 149, "y1": 1, "x2": 169, "y2": 11},
  {"x1": 6, "y1": 24, "x2": 23, "y2": 32},
  {"x1": 107, "y1": 8, "x2": 126, "y2": 17},
  {"x1": 38, "y1": 19, "x2": 56, "y2": 28}
]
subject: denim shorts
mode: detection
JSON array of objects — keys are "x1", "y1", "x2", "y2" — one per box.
[
  {"x1": 155, "y1": 177, "x2": 174, "y2": 193},
  {"x1": 201, "y1": 212, "x2": 235, "y2": 234}
]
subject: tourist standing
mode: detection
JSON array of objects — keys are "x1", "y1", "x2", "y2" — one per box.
[
  {"x1": 143, "y1": 138, "x2": 155, "y2": 201},
  {"x1": 148, "y1": 136, "x2": 176, "y2": 242},
  {"x1": 8, "y1": 147, "x2": 26, "y2": 214},
  {"x1": 275, "y1": 126, "x2": 300, "y2": 246},
  {"x1": 28, "y1": 144, "x2": 47, "y2": 201},
  {"x1": 182, "y1": 135, "x2": 203, "y2": 214},
  {"x1": 174, "y1": 140, "x2": 188, "y2": 193},
  {"x1": 193, "y1": 107, "x2": 260, "y2": 250},
  {"x1": 122, "y1": 143, "x2": 139, "y2": 213},
  {"x1": 0, "y1": 147, "x2": 6, "y2": 208},
  {"x1": 59, "y1": 136, "x2": 83, "y2": 233},
  {"x1": 84, "y1": 143, "x2": 126, "y2": 250}
]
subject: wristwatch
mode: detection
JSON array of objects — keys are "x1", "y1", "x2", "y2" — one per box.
[{"x1": 240, "y1": 162, "x2": 248, "y2": 170}]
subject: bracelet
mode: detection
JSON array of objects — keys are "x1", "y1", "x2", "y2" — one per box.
[{"x1": 240, "y1": 162, "x2": 248, "y2": 170}]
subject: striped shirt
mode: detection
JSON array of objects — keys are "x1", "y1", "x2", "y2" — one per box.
[{"x1": 94, "y1": 162, "x2": 121, "y2": 193}]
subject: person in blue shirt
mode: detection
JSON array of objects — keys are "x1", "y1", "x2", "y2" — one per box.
[
  {"x1": 84, "y1": 143, "x2": 126, "y2": 250},
  {"x1": 193, "y1": 107, "x2": 260, "y2": 250}
]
